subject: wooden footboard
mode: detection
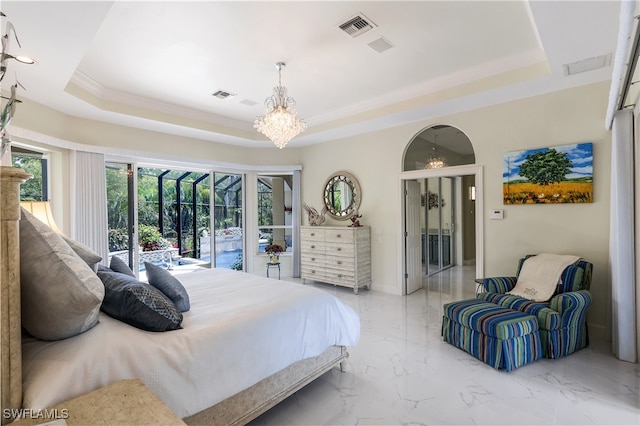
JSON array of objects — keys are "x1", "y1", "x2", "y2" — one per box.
[{"x1": 183, "y1": 345, "x2": 348, "y2": 426}]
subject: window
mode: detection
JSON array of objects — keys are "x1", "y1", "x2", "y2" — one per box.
[
  {"x1": 257, "y1": 174, "x2": 293, "y2": 253},
  {"x1": 12, "y1": 147, "x2": 48, "y2": 201}
]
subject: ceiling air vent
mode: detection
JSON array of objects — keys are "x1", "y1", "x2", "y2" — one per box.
[
  {"x1": 563, "y1": 54, "x2": 611, "y2": 76},
  {"x1": 339, "y1": 14, "x2": 376, "y2": 38},
  {"x1": 212, "y1": 90, "x2": 236, "y2": 100}
]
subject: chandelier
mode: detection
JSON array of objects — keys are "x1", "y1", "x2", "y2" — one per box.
[
  {"x1": 254, "y1": 62, "x2": 306, "y2": 149},
  {"x1": 424, "y1": 134, "x2": 447, "y2": 169}
]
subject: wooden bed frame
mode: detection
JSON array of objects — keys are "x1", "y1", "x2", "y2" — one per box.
[{"x1": 0, "y1": 166, "x2": 348, "y2": 425}]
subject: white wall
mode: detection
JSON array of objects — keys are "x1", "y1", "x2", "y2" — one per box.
[{"x1": 11, "y1": 80, "x2": 613, "y2": 335}]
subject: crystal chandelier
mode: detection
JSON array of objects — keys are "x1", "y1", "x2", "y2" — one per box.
[
  {"x1": 424, "y1": 134, "x2": 447, "y2": 169},
  {"x1": 254, "y1": 62, "x2": 306, "y2": 149}
]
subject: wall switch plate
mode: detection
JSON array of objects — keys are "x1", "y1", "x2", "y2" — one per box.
[{"x1": 489, "y1": 209, "x2": 504, "y2": 220}]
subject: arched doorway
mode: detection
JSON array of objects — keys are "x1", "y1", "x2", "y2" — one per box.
[{"x1": 400, "y1": 125, "x2": 480, "y2": 294}]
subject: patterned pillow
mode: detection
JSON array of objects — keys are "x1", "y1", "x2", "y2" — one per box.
[
  {"x1": 97, "y1": 270, "x2": 182, "y2": 332},
  {"x1": 144, "y1": 262, "x2": 190, "y2": 312}
]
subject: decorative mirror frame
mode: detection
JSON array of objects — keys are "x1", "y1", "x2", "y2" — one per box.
[{"x1": 322, "y1": 171, "x2": 361, "y2": 220}]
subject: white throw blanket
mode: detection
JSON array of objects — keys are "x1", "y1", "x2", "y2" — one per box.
[{"x1": 507, "y1": 253, "x2": 581, "y2": 302}]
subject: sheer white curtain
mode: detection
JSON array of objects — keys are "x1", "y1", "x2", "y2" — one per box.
[
  {"x1": 609, "y1": 109, "x2": 637, "y2": 363},
  {"x1": 292, "y1": 170, "x2": 301, "y2": 277},
  {"x1": 70, "y1": 151, "x2": 109, "y2": 265}
]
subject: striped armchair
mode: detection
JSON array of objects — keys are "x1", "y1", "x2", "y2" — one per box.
[{"x1": 477, "y1": 255, "x2": 593, "y2": 359}]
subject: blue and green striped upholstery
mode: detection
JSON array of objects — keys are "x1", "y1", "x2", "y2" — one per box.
[
  {"x1": 442, "y1": 299, "x2": 542, "y2": 371},
  {"x1": 478, "y1": 256, "x2": 593, "y2": 359}
]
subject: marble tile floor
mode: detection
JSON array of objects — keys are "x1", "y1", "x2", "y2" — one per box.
[{"x1": 249, "y1": 265, "x2": 640, "y2": 426}]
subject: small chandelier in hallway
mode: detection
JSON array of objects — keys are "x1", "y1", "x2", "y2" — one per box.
[
  {"x1": 254, "y1": 62, "x2": 307, "y2": 149},
  {"x1": 425, "y1": 134, "x2": 447, "y2": 169}
]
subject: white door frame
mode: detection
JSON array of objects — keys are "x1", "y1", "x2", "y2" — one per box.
[{"x1": 398, "y1": 165, "x2": 484, "y2": 295}]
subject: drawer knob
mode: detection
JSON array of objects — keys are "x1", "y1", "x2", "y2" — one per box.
[
  {"x1": 311, "y1": 245, "x2": 315, "y2": 249},
  {"x1": 310, "y1": 233, "x2": 315, "y2": 236},
  {"x1": 336, "y1": 234, "x2": 341, "y2": 238},
  {"x1": 337, "y1": 247, "x2": 342, "y2": 251},
  {"x1": 311, "y1": 257, "x2": 315, "y2": 261},
  {"x1": 337, "y1": 261, "x2": 342, "y2": 265}
]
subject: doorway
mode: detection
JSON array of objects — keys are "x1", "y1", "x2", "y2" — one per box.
[
  {"x1": 401, "y1": 166, "x2": 483, "y2": 295},
  {"x1": 400, "y1": 124, "x2": 481, "y2": 295}
]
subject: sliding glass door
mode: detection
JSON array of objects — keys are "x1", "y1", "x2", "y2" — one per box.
[
  {"x1": 106, "y1": 162, "x2": 133, "y2": 267},
  {"x1": 106, "y1": 164, "x2": 214, "y2": 273},
  {"x1": 213, "y1": 173, "x2": 243, "y2": 269}
]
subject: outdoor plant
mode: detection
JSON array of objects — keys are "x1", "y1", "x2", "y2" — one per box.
[
  {"x1": 138, "y1": 224, "x2": 173, "y2": 251},
  {"x1": 108, "y1": 228, "x2": 129, "y2": 251},
  {"x1": 229, "y1": 253, "x2": 243, "y2": 271}
]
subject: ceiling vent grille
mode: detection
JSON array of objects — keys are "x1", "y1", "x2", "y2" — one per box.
[
  {"x1": 339, "y1": 14, "x2": 376, "y2": 38},
  {"x1": 212, "y1": 90, "x2": 236, "y2": 100},
  {"x1": 563, "y1": 54, "x2": 611, "y2": 76}
]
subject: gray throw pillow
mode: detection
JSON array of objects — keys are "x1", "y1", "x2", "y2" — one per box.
[
  {"x1": 97, "y1": 270, "x2": 183, "y2": 332},
  {"x1": 20, "y1": 208, "x2": 105, "y2": 341},
  {"x1": 110, "y1": 256, "x2": 135, "y2": 277},
  {"x1": 144, "y1": 262, "x2": 190, "y2": 312},
  {"x1": 62, "y1": 236, "x2": 103, "y2": 272}
]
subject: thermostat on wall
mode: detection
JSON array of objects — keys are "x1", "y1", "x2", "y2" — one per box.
[{"x1": 489, "y1": 209, "x2": 504, "y2": 220}]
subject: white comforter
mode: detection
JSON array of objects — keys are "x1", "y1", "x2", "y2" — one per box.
[{"x1": 21, "y1": 268, "x2": 360, "y2": 418}]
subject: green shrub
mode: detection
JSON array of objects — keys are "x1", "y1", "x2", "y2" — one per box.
[
  {"x1": 138, "y1": 224, "x2": 173, "y2": 251},
  {"x1": 108, "y1": 228, "x2": 129, "y2": 251}
]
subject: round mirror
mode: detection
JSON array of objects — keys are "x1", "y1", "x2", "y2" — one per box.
[{"x1": 323, "y1": 171, "x2": 361, "y2": 220}]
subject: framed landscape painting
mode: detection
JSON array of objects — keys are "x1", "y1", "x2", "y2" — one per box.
[{"x1": 503, "y1": 142, "x2": 593, "y2": 204}]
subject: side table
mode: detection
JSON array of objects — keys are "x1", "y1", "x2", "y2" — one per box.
[
  {"x1": 10, "y1": 379, "x2": 186, "y2": 425},
  {"x1": 266, "y1": 262, "x2": 281, "y2": 279}
]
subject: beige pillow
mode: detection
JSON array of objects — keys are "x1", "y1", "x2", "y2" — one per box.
[{"x1": 20, "y1": 208, "x2": 105, "y2": 341}]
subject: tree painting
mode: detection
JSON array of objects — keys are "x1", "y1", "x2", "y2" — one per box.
[
  {"x1": 518, "y1": 149, "x2": 573, "y2": 186},
  {"x1": 503, "y1": 142, "x2": 593, "y2": 204}
]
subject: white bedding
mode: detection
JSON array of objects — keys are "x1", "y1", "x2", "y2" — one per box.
[{"x1": 22, "y1": 268, "x2": 360, "y2": 418}]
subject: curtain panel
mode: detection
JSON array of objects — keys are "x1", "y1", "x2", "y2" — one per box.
[
  {"x1": 609, "y1": 109, "x2": 637, "y2": 363},
  {"x1": 70, "y1": 151, "x2": 109, "y2": 265}
]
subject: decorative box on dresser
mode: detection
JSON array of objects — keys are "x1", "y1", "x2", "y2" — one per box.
[{"x1": 301, "y1": 226, "x2": 371, "y2": 294}]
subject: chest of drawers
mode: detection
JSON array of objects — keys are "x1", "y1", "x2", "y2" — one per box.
[{"x1": 300, "y1": 226, "x2": 371, "y2": 294}]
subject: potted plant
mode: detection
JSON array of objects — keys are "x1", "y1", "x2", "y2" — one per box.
[{"x1": 265, "y1": 243, "x2": 284, "y2": 263}]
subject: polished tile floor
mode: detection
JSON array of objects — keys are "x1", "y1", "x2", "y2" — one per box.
[{"x1": 249, "y1": 266, "x2": 640, "y2": 426}]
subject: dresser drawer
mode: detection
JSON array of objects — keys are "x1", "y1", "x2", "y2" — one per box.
[
  {"x1": 325, "y1": 268, "x2": 356, "y2": 285},
  {"x1": 324, "y1": 255, "x2": 355, "y2": 271},
  {"x1": 301, "y1": 253, "x2": 324, "y2": 267},
  {"x1": 301, "y1": 227, "x2": 325, "y2": 240},
  {"x1": 301, "y1": 267, "x2": 329, "y2": 282},
  {"x1": 324, "y1": 242, "x2": 354, "y2": 257},
  {"x1": 325, "y1": 228, "x2": 354, "y2": 243},
  {"x1": 301, "y1": 240, "x2": 326, "y2": 253}
]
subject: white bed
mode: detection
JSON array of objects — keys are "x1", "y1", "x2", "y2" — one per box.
[
  {"x1": 21, "y1": 268, "x2": 360, "y2": 419},
  {"x1": 0, "y1": 166, "x2": 360, "y2": 425}
]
